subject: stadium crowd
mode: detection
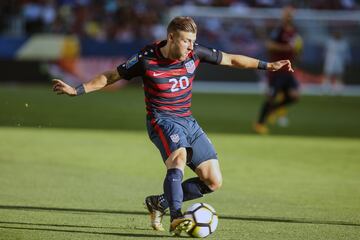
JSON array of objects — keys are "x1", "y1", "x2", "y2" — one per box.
[{"x1": 0, "y1": 0, "x2": 358, "y2": 41}]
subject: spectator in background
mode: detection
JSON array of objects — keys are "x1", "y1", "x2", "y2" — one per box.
[
  {"x1": 254, "y1": 6, "x2": 302, "y2": 134},
  {"x1": 22, "y1": 1, "x2": 44, "y2": 34},
  {"x1": 322, "y1": 30, "x2": 351, "y2": 94}
]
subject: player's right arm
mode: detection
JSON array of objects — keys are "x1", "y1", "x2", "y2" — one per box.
[
  {"x1": 53, "y1": 51, "x2": 144, "y2": 96},
  {"x1": 52, "y1": 69, "x2": 122, "y2": 96}
]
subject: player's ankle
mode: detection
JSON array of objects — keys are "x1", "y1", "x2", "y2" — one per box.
[{"x1": 170, "y1": 209, "x2": 183, "y2": 221}]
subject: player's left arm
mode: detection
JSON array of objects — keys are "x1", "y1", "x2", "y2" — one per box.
[
  {"x1": 220, "y1": 52, "x2": 294, "y2": 72},
  {"x1": 52, "y1": 69, "x2": 122, "y2": 96}
]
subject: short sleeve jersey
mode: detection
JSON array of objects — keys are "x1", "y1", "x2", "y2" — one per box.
[{"x1": 117, "y1": 40, "x2": 222, "y2": 117}]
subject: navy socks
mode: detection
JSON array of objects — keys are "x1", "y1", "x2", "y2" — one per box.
[
  {"x1": 182, "y1": 177, "x2": 213, "y2": 201},
  {"x1": 163, "y1": 168, "x2": 184, "y2": 219},
  {"x1": 159, "y1": 177, "x2": 213, "y2": 213}
]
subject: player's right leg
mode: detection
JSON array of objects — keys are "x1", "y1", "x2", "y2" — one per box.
[
  {"x1": 145, "y1": 148, "x2": 194, "y2": 235},
  {"x1": 254, "y1": 79, "x2": 278, "y2": 134},
  {"x1": 164, "y1": 148, "x2": 194, "y2": 236},
  {"x1": 166, "y1": 121, "x2": 222, "y2": 236},
  {"x1": 145, "y1": 118, "x2": 193, "y2": 235},
  {"x1": 254, "y1": 95, "x2": 274, "y2": 134}
]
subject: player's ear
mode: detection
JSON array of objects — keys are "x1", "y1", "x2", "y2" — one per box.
[{"x1": 168, "y1": 32, "x2": 174, "y2": 42}]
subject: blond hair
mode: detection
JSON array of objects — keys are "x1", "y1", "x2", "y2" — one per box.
[{"x1": 167, "y1": 16, "x2": 197, "y2": 34}]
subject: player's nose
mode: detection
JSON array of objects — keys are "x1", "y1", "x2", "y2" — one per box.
[{"x1": 188, "y1": 43, "x2": 194, "y2": 51}]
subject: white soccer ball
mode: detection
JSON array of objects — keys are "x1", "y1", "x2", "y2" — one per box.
[{"x1": 184, "y1": 203, "x2": 218, "y2": 238}]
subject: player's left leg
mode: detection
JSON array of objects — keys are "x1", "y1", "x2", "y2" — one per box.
[
  {"x1": 270, "y1": 88, "x2": 299, "y2": 112},
  {"x1": 194, "y1": 159, "x2": 222, "y2": 192}
]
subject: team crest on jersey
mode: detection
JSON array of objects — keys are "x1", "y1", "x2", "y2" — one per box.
[
  {"x1": 170, "y1": 134, "x2": 180, "y2": 143},
  {"x1": 126, "y1": 54, "x2": 138, "y2": 69},
  {"x1": 185, "y1": 60, "x2": 195, "y2": 74}
]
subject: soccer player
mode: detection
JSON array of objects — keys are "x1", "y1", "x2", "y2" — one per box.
[
  {"x1": 254, "y1": 7, "x2": 301, "y2": 134},
  {"x1": 53, "y1": 16, "x2": 293, "y2": 236},
  {"x1": 322, "y1": 30, "x2": 350, "y2": 94}
]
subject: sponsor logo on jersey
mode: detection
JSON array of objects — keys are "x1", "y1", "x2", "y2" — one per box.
[
  {"x1": 185, "y1": 60, "x2": 195, "y2": 74},
  {"x1": 153, "y1": 72, "x2": 165, "y2": 77},
  {"x1": 170, "y1": 134, "x2": 180, "y2": 143},
  {"x1": 126, "y1": 54, "x2": 138, "y2": 69}
]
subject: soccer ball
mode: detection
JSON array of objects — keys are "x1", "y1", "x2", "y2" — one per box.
[{"x1": 184, "y1": 203, "x2": 218, "y2": 238}]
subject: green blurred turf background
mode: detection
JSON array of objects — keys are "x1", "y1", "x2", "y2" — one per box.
[{"x1": 0, "y1": 85, "x2": 359, "y2": 239}]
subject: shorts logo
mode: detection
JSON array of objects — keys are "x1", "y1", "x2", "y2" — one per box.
[
  {"x1": 126, "y1": 54, "x2": 138, "y2": 69},
  {"x1": 170, "y1": 134, "x2": 180, "y2": 143},
  {"x1": 185, "y1": 60, "x2": 195, "y2": 74}
]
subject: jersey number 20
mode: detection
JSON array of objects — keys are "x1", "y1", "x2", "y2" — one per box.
[{"x1": 169, "y1": 76, "x2": 190, "y2": 92}]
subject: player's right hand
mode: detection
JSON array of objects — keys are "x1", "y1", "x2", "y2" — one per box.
[
  {"x1": 52, "y1": 79, "x2": 77, "y2": 96},
  {"x1": 268, "y1": 60, "x2": 294, "y2": 72}
]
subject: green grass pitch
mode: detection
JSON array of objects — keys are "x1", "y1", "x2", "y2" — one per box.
[{"x1": 0, "y1": 85, "x2": 360, "y2": 239}]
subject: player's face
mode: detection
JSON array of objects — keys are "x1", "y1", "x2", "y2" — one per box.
[
  {"x1": 169, "y1": 31, "x2": 196, "y2": 61},
  {"x1": 282, "y1": 7, "x2": 294, "y2": 25}
]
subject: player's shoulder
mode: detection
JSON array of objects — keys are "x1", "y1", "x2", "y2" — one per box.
[
  {"x1": 139, "y1": 41, "x2": 162, "y2": 59},
  {"x1": 122, "y1": 43, "x2": 157, "y2": 69},
  {"x1": 193, "y1": 42, "x2": 220, "y2": 56},
  {"x1": 194, "y1": 42, "x2": 204, "y2": 51}
]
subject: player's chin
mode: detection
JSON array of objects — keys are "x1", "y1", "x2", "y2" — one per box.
[{"x1": 179, "y1": 54, "x2": 188, "y2": 61}]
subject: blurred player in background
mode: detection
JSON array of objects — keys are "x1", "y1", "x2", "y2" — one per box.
[
  {"x1": 254, "y1": 6, "x2": 302, "y2": 134},
  {"x1": 322, "y1": 30, "x2": 351, "y2": 94},
  {"x1": 53, "y1": 16, "x2": 293, "y2": 236}
]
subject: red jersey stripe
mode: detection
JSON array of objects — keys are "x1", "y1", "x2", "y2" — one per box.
[
  {"x1": 144, "y1": 83, "x2": 192, "y2": 98},
  {"x1": 146, "y1": 92, "x2": 192, "y2": 105},
  {"x1": 145, "y1": 68, "x2": 188, "y2": 78},
  {"x1": 150, "y1": 118, "x2": 171, "y2": 156}
]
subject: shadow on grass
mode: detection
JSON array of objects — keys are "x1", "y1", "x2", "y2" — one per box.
[
  {"x1": 0, "y1": 225, "x2": 170, "y2": 238},
  {"x1": 0, "y1": 205, "x2": 359, "y2": 228}
]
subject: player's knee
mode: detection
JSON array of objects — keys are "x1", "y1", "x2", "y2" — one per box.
[
  {"x1": 172, "y1": 156, "x2": 186, "y2": 167},
  {"x1": 166, "y1": 148, "x2": 187, "y2": 169},
  {"x1": 208, "y1": 177, "x2": 222, "y2": 191},
  {"x1": 292, "y1": 94, "x2": 300, "y2": 102},
  {"x1": 289, "y1": 91, "x2": 300, "y2": 102}
]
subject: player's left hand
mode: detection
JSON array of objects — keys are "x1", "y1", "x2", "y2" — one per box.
[{"x1": 268, "y1": 60, "x2": 294, "y2": 72}]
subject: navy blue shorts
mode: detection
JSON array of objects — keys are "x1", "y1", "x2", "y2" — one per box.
[
  {"x1": 268, "y1": 73, "x2": 299, "y2": 97},
  {"x1": 146, "y1": 115, "x2": 218, "y2": 171}
]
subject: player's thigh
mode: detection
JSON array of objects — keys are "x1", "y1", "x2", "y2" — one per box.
[
  {"x1": 146, "y1": 117, "x2": 190, "y2": 166},
  {"x1": 186, "y1": 120, "x2": 217, "y2": 171},
  {"x1": 165, "y1": 147, "x2": 188, "y2": 170},
  {"x1": 195, "y1": 159, "x2": 222, "y2": 191},
  {"x1": 267, "y1": 78, "x2": 281, "y2": 100},
  {"x1": 187, "y1": 129, "x2": 221, "y2": 189}
]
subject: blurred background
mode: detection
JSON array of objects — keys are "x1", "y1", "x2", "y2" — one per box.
[
  {"x1": 0, "y1": 0, "x2": 360, "y2": 135},
  {"x1": 1, "y1": 2, "x2": 360, "y2": 239},
  {"x1": 1, "y1": 0, "x2": 360, "y2": 87}
]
